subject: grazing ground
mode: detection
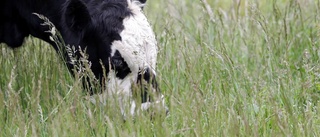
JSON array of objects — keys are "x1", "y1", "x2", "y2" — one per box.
[{"x1": 1, "y1": 0, "x2": 320, "y2": 136}]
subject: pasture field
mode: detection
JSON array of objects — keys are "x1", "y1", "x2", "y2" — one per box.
[{"x1": 1, "y1": 0, "x2": 320, "y2": 136}]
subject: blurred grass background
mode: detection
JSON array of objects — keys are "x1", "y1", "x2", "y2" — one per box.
[{"x1": 1, "y1": 0, "x2": 320, "y2": 136}]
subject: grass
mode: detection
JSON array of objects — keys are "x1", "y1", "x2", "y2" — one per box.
[{"x1": 1, "y1": 0, "x2": 320, "y2": 136}]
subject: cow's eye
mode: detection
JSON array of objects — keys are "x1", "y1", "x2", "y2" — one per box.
[
  {"x1": 111, "y1": 57, "x2": 123, "y2": 68},
  {"x1": 111, "y1": 50, "x2": 127, "y2": 70},
  {"x1": 110, "y1": 50, "x2": 132, "y2": 79}
]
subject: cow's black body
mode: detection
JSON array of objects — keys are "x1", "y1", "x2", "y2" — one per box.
[
  {"x1": 1, "y1": 0, "x2": 64, "y2": 48},
  {"x1": 0, "y1": 0, "x2": 138, "y2": 93}
]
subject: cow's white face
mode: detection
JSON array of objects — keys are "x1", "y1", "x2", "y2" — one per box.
[
  {"x1": 104, "y1": 0, "x2": 166, "y2": 116},
  {"x1": 109, "y1": 1, "x2": 157, "y2": 93}
]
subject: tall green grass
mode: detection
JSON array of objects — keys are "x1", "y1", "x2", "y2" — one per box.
[{"x1": 1, "y1": 0, "x2": 320, "y2": 136}]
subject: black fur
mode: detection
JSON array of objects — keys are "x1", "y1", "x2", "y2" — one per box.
[{"x1": 0, "y1": 0, "x2": 139, "y2": 92}]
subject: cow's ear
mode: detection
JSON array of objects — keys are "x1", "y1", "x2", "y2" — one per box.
[{"x1": 64, "y1": 0, "x2": 91, "y2": 32}]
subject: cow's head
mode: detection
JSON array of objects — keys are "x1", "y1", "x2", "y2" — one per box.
[{"x1": 61, "y1": 0, "x2": 167, "y2": 116}]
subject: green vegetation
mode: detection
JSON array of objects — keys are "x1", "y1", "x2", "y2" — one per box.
[{"x1": 1, "y1": 0, "x2": 320, "y2": 136}]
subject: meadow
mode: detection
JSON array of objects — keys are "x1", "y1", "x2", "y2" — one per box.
[{"x1": 1, "y1": 0, "x2": 320, "y2": 136}]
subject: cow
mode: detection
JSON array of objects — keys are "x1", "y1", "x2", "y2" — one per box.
[{"x1": 0, "y1": 0, "x2": 168, "y2": 116}]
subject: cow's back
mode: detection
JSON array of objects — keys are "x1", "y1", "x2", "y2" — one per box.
[{"x1": 0, "y1": 0, "x2": 65, "y2": 48}]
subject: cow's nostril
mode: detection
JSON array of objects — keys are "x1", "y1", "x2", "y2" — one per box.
[
  {"x1": 137, "y1": 68, "x2": 159, "y2": 90},
  {"x1": 136, "y1": 67, "x2": 160, "y2": 103}
]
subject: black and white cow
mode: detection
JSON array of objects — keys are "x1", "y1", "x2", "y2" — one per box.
[{"x1": 0, "y1": 0, "x2": 167, "y2": 116}]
